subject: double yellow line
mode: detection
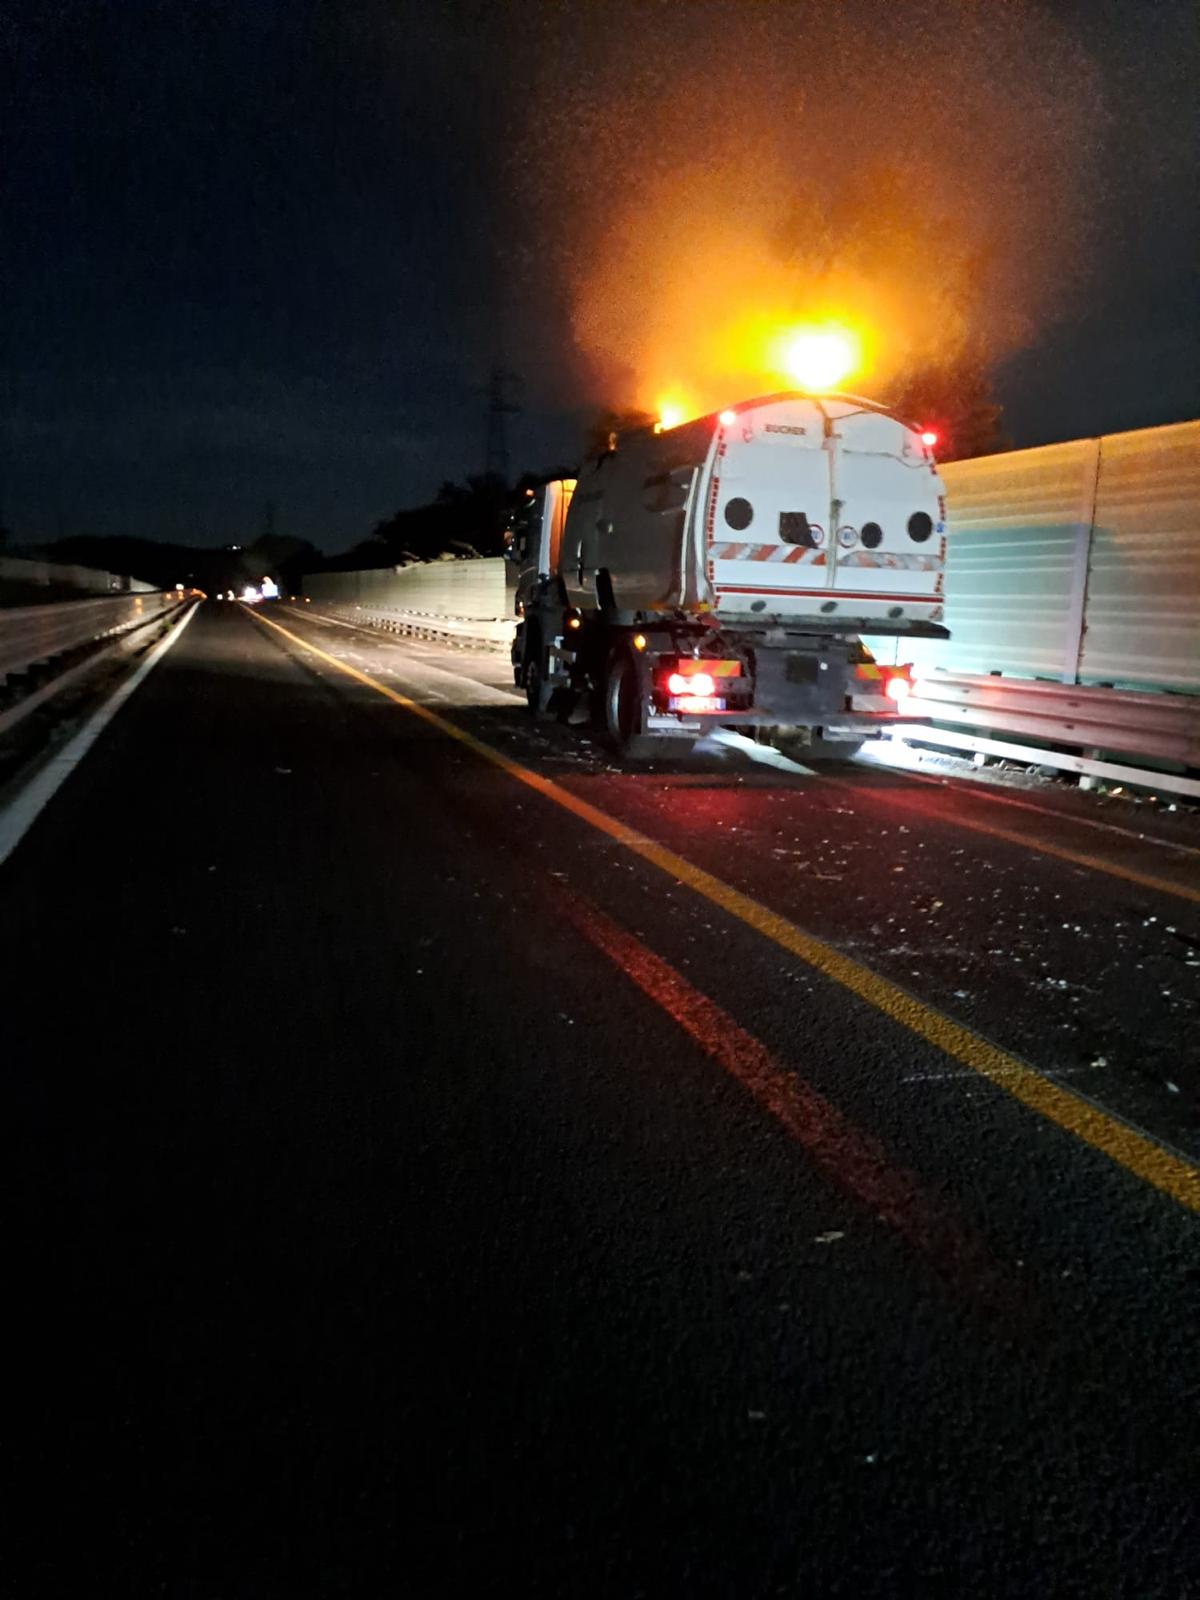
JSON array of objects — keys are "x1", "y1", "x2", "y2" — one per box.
[{"x1": 250, "y1": 607, "x2": 1200, "y2": 1214}]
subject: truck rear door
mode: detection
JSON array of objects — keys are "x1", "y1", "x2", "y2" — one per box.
[
  {"x1": 829, "y1": 407, "x2": 944, "y2": 626},
  {"x1": 707, "y1": 396, "x2": 945, "y2": 628},
  {"x1": 708, "y1": 398, "x2": 832, "y2": 613}
]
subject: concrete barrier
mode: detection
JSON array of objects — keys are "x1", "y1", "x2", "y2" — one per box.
[{"x1": 303, "y1": 558, "x2": 512, "y2": 621}]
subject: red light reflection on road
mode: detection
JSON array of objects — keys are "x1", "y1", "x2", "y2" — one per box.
[{"x1": 551, "y1": 885, "x2": 1017, "y2": 1312}]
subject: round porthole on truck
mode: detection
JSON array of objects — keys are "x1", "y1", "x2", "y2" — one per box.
[
  {"x1": 907, "y1": 511, "x2": 934, "y2": 542},
  {"x1": 724, "y1": 497, "x2": 753, "y2": 531},
  {"x1": 861, "y1": 521, "x2": 883, "y2": 549}
]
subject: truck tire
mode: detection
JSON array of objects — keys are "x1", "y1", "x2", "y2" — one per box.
[
  {"x1": 603, "y1": 649, "x2": 659, "y2": 759},
  {"x1": 524, "y1": 634, "x2": 552, "y2": 718}
]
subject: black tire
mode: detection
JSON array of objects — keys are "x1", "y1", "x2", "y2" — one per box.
[
  {"x1": 603, "y1": 649, "x2": 658, "y2": 759},
  {"x1": 524, "y1": 639, "x2": 552, "y2": 718}
]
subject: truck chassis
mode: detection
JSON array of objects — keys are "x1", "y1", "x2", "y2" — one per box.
[{"x1": 515, "y1": 584, "x2": 937, "y2": 760}]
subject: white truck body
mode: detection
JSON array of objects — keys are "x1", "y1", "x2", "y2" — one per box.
[
  {"x1": 563, "y1": 394, "x2": 945, "y2": 630},
  {"x1": 510, "y1": 392, "x2": 949, "y2": 758}
]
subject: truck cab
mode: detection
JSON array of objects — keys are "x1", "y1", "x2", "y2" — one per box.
[{"x1": 507, "y1": 479, "x2": 576, "y2": 713}]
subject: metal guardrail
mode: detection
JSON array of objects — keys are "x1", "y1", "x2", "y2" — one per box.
[
  {"x1": 0, "y1": 593, "x2": 181, "y2": 686},
  {"x1": 908, "y1": 672, "x2": 1200, "y2": 765},
  {"x1": 299, "y1": 601, "x2": 515, "y2": 651},
  {"x1": 900, "y1": 670, "x2": 1200, "y2": 797}
]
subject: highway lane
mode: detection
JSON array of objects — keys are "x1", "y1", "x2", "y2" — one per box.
[
  {"x1": 4, "y1": 600, "x2": 1198, "y2": 1596},
  {"x1": 289, "y1": 605, "x2": 1200, "y2": 1146}
]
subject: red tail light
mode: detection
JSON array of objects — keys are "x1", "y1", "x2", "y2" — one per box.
[
  {"x1": 667, "y1": 668, "x2": 721, "y2": 697},
  {"x1": 885, "y1": 674, "x2": 911, "y2": 703}
]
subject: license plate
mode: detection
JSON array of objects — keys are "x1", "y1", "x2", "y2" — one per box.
[{"x1": 676, "y1": 695, "x2": 725, "y2": 713}]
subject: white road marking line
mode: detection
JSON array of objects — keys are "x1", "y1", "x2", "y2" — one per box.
[{"x1": 0, "y1": 602, "x2": 199, "y2": 871}]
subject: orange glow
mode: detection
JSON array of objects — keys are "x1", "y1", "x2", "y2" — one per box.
[
  {"x1": 636, "y1": 307, "x2": 870, "y2": 418},
  {"x1": 569, "y1": 187, "x2": 919, "y2": 417},
  {"x1": 515, "y1": 8, "x2": 1107, "y2": 426},
  {"x1": 773, "y1": 325, "x2": 861, "y2": 391},
  {"x1": 632, "y1": 633, "x2": 648, "y2": 651},
  {"x1": 655, "y1": 394, "x2": 691, "y2": 430}
]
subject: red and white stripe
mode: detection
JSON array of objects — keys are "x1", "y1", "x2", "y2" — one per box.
[
  {"x1": 715, "y1": 583, "x2": 941, "y2": 604},
  {"x1": 838, "y1": 551, "x2": 942, "y2": 571},
  {"x1": 709, "y1": 542, "x2": 828, "y2": 565}
]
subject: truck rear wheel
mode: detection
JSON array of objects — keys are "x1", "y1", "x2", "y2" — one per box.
[
  {"x1": 524, "y1": 633, "x2": 552, "y2": 718},
  {"x1": 603, "y1": 649, "x2": 665, "y2": 759}
]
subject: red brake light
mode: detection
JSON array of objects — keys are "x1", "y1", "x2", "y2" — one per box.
[
  {"x1": 664, "y1": 660, "x2": 739, "y2": 697},
  {"x1": 668, "y1": 670, "x2": 715, "y2": 696},
  {"x1": 920, "y1": 429, "x2": 938, "y2": 448},
  {"x1": 885, "y1": 675, "x2": 911, "y2": 703}
]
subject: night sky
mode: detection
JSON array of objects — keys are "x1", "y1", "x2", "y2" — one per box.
[{"x1": 3, "y1": 0, "x2": 1197, "y2": 553}]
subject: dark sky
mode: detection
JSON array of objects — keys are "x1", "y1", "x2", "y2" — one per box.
[{"x1": 2, "y1": 0, "x2": 1196, "y2": 553}]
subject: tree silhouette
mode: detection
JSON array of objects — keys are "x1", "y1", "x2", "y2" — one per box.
[{"x1": 584, "y1": 407, "x2": 657, "y2": 459}]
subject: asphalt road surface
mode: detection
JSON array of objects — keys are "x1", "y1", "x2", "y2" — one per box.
[{"x1": 5, "y1": 600, "x2": 1198, "y2": 1597}]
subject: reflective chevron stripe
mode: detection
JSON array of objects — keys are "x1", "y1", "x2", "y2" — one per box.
[
  {"x1": 837, "y1": 551, "x2": 942, "y2": 571},
  {"x1": 709, "y1": 542, "x2": 827, "y2": 565}
]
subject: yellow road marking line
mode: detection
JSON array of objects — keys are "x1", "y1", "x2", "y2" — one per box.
[
  {"x1": 818, "y1": 773, "x2": 1200, "y2": 906},
  {"x1": 248, "y1": 606, "x2": 1200, "y2": 1214}
]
